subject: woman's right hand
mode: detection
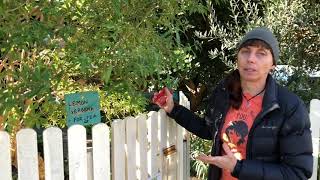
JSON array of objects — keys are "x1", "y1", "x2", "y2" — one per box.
[{"x1": 153, "y1": 87, "x2": 174, "y2": 113}]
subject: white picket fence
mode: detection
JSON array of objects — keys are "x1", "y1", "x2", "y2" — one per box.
[
  {"x1": 310, "y1": 99, "x2": 320, "y2": 180},
  {"x1": 0, "y1": 97, "x2": 320, "y2": 180},
  {"x1": 0, "y1": 92, "x2": 190, "y2": 180}
]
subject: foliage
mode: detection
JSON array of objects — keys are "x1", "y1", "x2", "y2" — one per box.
[
  {"x1": 190, "y1": 134, "x2": 211, "y2": 179},
  {"x1": 0, "y1": 1, "x2": 207, "y2": 130},
  {"x1": 194, "y1": 0, "x2": 264, "y2": 87},
  {"x1": 263, "y1": 0, "x2": 320, "y2": 102}
]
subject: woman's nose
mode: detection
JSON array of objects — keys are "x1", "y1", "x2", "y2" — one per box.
[{"x1": 247, "y1": 52, "x2": 256, "y2": 63}]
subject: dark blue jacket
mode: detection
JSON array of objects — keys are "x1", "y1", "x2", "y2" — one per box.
[{"x1": 168, "y1": 75, "x2": 313, "y2": 180}]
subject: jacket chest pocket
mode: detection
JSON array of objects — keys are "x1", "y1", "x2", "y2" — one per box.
[{"x1": 250, "y1": 121, "x2": 281, "y2": 157}]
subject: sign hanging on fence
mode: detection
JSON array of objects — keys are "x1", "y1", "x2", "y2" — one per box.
[{"x1": 65, "y1": 91, "x2": 101, "y2": 127}]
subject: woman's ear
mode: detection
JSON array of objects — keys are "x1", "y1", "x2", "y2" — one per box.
[{"x1": 270, "y1": 65, "x2": 276, "y2": 73}]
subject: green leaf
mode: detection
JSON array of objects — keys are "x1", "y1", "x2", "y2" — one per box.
[
  {"x1": 102, "y1": 66, "x2": 113, "y2": 85},
  {"x1": 112, "y1": 0, "x2": 121, "y2": 19}
]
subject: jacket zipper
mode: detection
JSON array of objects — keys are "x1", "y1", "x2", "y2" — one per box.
[
  {"x1": 213, "y1": 114, "x2": 225, "y2": 154},
  {"x1": 246, "y1": 103, "x2": 280, "y2": 159},
  {"x1": 213, "y1": 91, "x2": 230, "y2": 155}
]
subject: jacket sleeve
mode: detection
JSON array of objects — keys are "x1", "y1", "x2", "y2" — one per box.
[
  {"x1": 235, "y1": 98, "x2": 313, "y2": 180},
  {"x1": 167, "y1": 83, "x2": 223, "y2": 140},
  {"x1": 167, "y1": 104, "x2": 214, "y2": 140}
]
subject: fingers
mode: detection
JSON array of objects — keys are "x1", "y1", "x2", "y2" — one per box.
[
  {"x1": 164, "y1": 87, "x2": 173, "y2": 97},
  {"x1": 195, "y1": 151, "x2": 237, "y2": 171},
  {"x1": 163, "y1": 87, "x2": 173, "y2": 106},
  {"x1": 154, "y1": 100, "x2": 161, "y2": 107},
  {"x1": 222, "y1": 143, "x2": 233, "y2": 156},
  {"x1": 152, "y1": 87, "x2": 174, "y2": 113},
  {"x1": 196, "y1": 154, "x2": 223, "y2": 167},
  {"x1": 195, "y1": 153, "x2": 211, "y2": 163}
]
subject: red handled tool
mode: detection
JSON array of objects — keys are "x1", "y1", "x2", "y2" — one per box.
[{"x1": 152, "y1": 87, "x2": 173, "y2": 106}]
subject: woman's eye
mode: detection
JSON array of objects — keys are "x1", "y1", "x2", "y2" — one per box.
[{"x1": 258, "y1": 51, "x2": 266, "y2": 56}]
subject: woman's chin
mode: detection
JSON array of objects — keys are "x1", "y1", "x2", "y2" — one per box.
[{"x1": 241, "y1": 76, "x2": 258, "y2": 82}]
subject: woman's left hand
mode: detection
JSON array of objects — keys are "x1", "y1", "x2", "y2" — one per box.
[{"x1": 196, "y1": 143, "x2": 237, "y2": 172}]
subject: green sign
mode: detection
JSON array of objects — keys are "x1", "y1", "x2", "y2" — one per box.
[{"x1": 65, "y1": 91, "x2": 101, "y2": 127}]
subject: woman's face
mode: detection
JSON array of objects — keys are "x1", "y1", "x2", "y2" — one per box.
[
  {"x1": 237, "y1": 45, "x2": 275, "y2": 83},
  {"x1": 227, "y1": 129, "x2": 241, "y2": 145}
]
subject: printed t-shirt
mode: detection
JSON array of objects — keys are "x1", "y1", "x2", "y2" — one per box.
[{"x1": 220, "y1": 93, "x2": 263, "y2": 180}]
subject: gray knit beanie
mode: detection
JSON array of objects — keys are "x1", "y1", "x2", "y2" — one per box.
[{"x1": 238, "y1": 27, "x2": 279, "y2": 64}]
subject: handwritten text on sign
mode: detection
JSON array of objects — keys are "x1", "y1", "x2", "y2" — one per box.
[{"x1": 65, "y1": 91, "x2": 101, "y2": 126}]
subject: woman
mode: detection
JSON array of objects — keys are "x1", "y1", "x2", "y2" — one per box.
[{"x1": 155, "y1": 27, "x2": 313, "y2": 180}]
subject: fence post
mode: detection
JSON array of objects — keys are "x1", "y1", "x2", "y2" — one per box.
[
  {"x1": 0, "y1": 131, "x2": 11, "y2": 180},
  {"x1": 310, "y1": 99, "x2": 320, "y2": 180},
  {"x1": 87, "y1": 146, "x2": 94, "y2": 180},
  {"x1": 43, "y1": 127, "x2": 64, "y2": 180},
  {"x1": 16, "y1": 129, "x2": 39, "y2": 180}
]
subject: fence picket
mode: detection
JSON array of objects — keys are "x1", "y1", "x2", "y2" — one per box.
[
  {"x1": 68, "y1": 125, "x2": 87, "y2": 180},
  {"x1": 16, "y1": 129, "x2": 39, "y2": 180},
  {"x1": 167, "y1": 116, "x2": 177, "y2": 180},
  {"x1": 125, "y1": 117, "x2": 137, "y2": 180},
  {"x1": 176, "y1": 117, "x2": 184, "y2": 180},
  {"x1": 136, "y1": 114, "x2": 148, "y2": 180},
  {"x1": 310, "y1": 99, "x2": 320, "y2": 180},
  {"x1": 159, "y1": 109, "x2": 167, "y2": 180},
  {"x1": 43, "y1": 127, "x2": 64, "y2": 180},
  {"x1": 112, "y1": 119, "x2": 126, "y2": 180},
  {"x1": 92, "y1": 123, "x2": 110, "y2": 180},
  {"x1": 148, "y1": 111, "x2": 161, "y2": 179},
  {"x1": 179, "y1": 91, "x2": 190, "y2": 180},
  {"x1": 0, "y1": 131, "x2": 11, "y2": 180},
  {"x1": 175, "y1": 92, "x2": 187, "y2": 180}
]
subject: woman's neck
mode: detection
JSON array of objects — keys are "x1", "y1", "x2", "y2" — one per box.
[{"x1": 241, "y1": 80, "x2": 266, "y2": 96}]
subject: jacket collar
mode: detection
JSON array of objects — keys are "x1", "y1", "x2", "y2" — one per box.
[
  {"x1": 262, "y1": 74, "x2": 280, "y2": 112},
  {"x1": 220, "y1": 73, "x2": 280, "y2": 111}
]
